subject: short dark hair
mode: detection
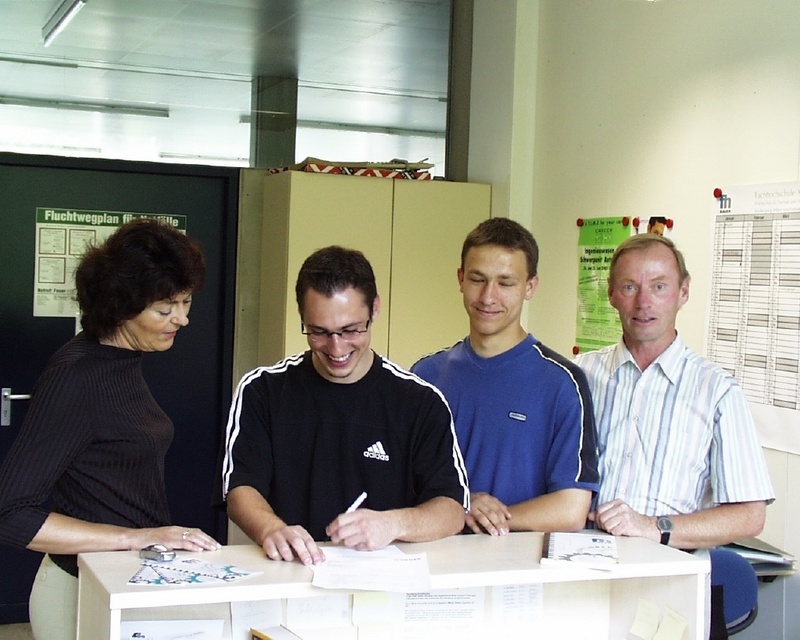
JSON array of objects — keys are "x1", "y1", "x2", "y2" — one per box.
[
  {"x1": 461, "y1": 217, "x2": 539, "y2": 278},
  {"x1": 75, "y1": 218, "x2": 206, "y2": 340},
  {"x1": 608, "y1": 234, "x2": 690, "y2": 288},
  {"x1": 295, "y1": 246, "x2": 378, "y2": 317}
]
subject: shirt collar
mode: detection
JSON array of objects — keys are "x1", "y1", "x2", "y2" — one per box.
[{"x1": 613, "y1": 333, "x2": 687, "y2": 384}]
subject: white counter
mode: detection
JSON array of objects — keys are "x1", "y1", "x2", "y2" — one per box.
[{"x1": 77, "y1": 532, "x2": 709, "y2": 639}]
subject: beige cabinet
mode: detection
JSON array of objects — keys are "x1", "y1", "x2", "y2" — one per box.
[{"x1": 257, "y1": 170, "x2": 491, "y2": 369}]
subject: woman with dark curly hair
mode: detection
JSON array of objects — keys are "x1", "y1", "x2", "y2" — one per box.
[{"x1": 0, "y1": 218, "x2": 220, "y2": 640}]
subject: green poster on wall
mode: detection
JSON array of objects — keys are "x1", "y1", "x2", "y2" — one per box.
[{"x1": 575, "y1": 217, "x2": 630, "y2": 353}]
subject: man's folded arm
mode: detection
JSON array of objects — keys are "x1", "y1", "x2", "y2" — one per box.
[{"x1": 508, "y1": 488, "x2": 592, "y2": 532}]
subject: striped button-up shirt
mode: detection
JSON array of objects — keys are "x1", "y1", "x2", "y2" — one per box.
[{"x1": 575, "y1": 335, "x2": 774, "y2": 516}]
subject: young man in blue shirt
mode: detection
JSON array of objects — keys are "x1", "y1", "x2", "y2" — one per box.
[{"x1": 412, "y1": 218, "x2": 598, "y2": 535}]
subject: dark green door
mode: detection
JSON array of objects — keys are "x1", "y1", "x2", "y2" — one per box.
[{"x1": 0, "y1": 153, "x2": 238, "y2": 623}]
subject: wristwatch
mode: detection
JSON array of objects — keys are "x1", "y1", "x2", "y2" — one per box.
[{"x1": 656, "y1": 516, "x2": 673, "y2": 545}]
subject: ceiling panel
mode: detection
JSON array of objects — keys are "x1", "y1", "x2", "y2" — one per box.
[{"x1": 0, "y1": 0, "x2": 451, "y2": 165}]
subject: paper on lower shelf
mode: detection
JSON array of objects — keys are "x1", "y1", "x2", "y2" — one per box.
[
  {"x1": 231, "y1": 600, "x2": 282, "y2": 639},
  {"x1": 285, "y1": 594, "x2": 350, "y2": 629},
  {"x1": 119, "y1": 619, "x2": 223, "y2": 639}
]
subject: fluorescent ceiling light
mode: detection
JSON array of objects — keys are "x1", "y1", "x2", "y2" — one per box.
[
  {"x1": 42, "y1": 0, "x2": 87, "y2": 47},
  {"x1": 300, "y1": 119, "x2": 445, "y2": 138},
  {"x1": 2, "y1": 142, "x2": 102, "y2": 155},
  {"x1": 0, "y1": 55, "x2": 78, "y2": 69},
  {"x1": 159, "y1": 152, "x2": 248, "y2": 163},
  {"x1": 0, "y1": 96, "x2": 169, "y2": 118},
  {"x1": 240, "y1": 113, "x2": 443, "y2": 137}
]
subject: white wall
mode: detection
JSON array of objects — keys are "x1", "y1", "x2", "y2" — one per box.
[
  {"x1": 532, "y1": 0, "x2": 800, "y2": 355},
  {"x1": 527, "y1": 1, "x2": 800, "y2": 636}
]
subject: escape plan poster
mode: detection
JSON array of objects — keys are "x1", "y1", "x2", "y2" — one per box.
[
  {"x1": 575, "y1": 217, "x2": 630, "y2": 353},
  {"x1": 34, "y1": 208, "x2": 187, "y2": 318},
  {"x1": 706, "y1": 183, "x2": 800, "y2": 454}
]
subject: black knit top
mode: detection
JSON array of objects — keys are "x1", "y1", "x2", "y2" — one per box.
[{"x1": 0, "y1": 333, "x2": 173, "y2": 576}]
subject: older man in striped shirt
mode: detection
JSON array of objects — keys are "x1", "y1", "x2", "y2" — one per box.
[{"x1": 575, "y1": 234, "x2": 773, "y2": 551}]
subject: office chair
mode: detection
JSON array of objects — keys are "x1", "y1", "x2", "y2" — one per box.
[{"x1": 709, "y1": 547, "x2": 759, "y2": 636}]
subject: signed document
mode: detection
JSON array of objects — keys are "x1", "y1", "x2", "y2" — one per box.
[{"x1": 310, "y1": 545, "x2": 431, "y2": 592}]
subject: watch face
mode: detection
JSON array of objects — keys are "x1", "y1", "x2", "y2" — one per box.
[{"x1": 657, "y1": 516, "x2": 674, "y2": 532}]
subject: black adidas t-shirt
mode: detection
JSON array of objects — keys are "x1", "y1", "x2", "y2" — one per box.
[{"x1": 218, "y1": 351, "x2": 469, "y2": 540}]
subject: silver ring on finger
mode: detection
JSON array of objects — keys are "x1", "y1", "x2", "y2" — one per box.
[{"x1": 182, "y1": 530, "x2": 190, "y2": 540}]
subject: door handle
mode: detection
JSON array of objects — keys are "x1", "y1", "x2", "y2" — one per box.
[{"x1": 2, "y1": 388, "x2": 32, "y2": 427}]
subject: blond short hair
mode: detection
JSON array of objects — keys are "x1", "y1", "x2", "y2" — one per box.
[{"x1": 608, "y1": 234, "x2": 690, "y2": 288}]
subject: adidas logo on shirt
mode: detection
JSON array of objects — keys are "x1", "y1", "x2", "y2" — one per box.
[{"x1": 363, "y1": 440, "x2": 390, "y2": 462}]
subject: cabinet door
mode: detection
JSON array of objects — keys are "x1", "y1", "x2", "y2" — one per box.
[
  {"x1": 260, "y1": 171, "x2": 394, "y2": 363},
  {"x1": 389, "y1": 180, "x2": 491, "y2": 368}
]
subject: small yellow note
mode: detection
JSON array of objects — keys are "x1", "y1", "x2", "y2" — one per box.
[
  {"x1": 653, "y1": 606, "x2": 688, "y2": 640},
  {"x1": 627, "y1": 598, "x2": 661, "y2": 640}
]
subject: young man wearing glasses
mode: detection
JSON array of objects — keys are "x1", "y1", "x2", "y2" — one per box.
[
  {"x1": 412, "y1": 218, "x2": 598, "y2": 536},
  {"x1": 217, "y1": 246, "x2": 469, "y2": 565}
]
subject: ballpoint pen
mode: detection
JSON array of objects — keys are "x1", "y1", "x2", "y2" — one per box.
[{"x1": 345, "y1": 491, "x2": 367, "y2": 513}]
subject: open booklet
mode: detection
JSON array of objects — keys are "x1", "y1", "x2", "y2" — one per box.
[{"x1": 540, "y1": 532, "x2": 619, "y2": 569}]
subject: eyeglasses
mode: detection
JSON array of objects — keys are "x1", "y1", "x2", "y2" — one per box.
[{"x1": 301, "y1": 319, "x2": 371, "y2": 343}]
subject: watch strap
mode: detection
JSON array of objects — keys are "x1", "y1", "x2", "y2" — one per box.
[{"x1": 657, "y1": 516, "x2": 673, "y2": 545}]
